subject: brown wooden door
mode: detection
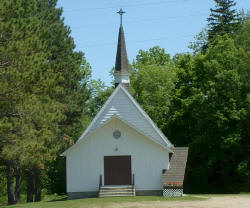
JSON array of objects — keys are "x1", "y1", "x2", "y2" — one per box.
[{"x1": 104, "y1": 156, "x2": 132, "y2": 185}]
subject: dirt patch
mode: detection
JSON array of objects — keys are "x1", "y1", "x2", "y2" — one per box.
[{"x1": 109, "y1": 195, "x2": 250, "y2": 208}]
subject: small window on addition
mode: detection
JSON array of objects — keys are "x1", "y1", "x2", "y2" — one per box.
[{"x1": 169, "y1": 153, "x2": 173, "y2": 161}]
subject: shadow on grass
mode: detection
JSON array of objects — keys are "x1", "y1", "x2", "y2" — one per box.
[{"x1": 48, "y1": 197, "x2": 68, "y2": 202}]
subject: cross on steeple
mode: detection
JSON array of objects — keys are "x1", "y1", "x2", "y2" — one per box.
[{"x1": 117, "y1": 8, "x2": 125, "y2": 25}]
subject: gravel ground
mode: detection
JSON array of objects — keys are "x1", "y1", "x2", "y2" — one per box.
[{"x1": 110, "y1": 195, "x2": 250, "y2": 208}]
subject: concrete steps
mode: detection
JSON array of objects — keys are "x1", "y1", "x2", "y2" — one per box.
[{"x1": 99, "y1": 185, "x2": 136, "y2": 197}]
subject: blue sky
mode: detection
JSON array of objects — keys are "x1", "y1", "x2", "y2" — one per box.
[{"x1": 57, "y1": 0, "x2": 250, "y2": 86}]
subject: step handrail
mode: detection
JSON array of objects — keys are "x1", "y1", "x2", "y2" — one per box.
[
  {"x1": 99, "y1": 174, "x2": 102, "y2": 188},
  {"x1": 132, "y1": 173, "x2": 135, "y2": 187}
]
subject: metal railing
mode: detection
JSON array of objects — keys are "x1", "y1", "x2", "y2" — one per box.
[
  {"x1": 99, "y1": 174, "x2": 102, "y2": 188},
  {"x1": 132, "y1": 174, "x2": 135, "y2": 187}
]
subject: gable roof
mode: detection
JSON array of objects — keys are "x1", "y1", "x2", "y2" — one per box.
[
  {"x1": 61, "y1": 84, "x2": 174, "y2": 156},
  {"x1": 162, "y1": 147, "x2": 189, "y2": 187}
]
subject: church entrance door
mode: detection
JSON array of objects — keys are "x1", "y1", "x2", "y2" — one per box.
[{"x1": 104, "y1": 155, "x2": 132, "y2": 185}]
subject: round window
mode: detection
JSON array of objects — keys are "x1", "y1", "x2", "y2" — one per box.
[{"x1": 113, "y1": 130, "x2": 121, "y2": 139}]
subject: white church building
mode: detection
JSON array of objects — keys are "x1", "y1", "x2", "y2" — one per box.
[{"x1": 62, "y1": 9, "x2": 188, "y2": 198}]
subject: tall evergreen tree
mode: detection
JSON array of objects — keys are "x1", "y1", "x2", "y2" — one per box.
[
  {"x1": 36, "y1": 0, "x2": 91, "y2": 140},
  {"x1": 34, "y1": 0, "x2": 92, "y2": 196},
  {"x1": 207, "y1": 0, "x2": 241, "y2": 41},
  {"x1": 0, "y1": 0, "x2": 58, "y2": 203},
  {"x1": 0, "y1": 0, "x2": 91, "y2": 203}
]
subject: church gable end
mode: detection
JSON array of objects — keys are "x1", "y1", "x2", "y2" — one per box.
[
  {"x1": 88, "y1": 86, "x2": 172, "y2": 148},
  {"x1": 62, "y1": 85, "x2": 173, "y2": 156}
]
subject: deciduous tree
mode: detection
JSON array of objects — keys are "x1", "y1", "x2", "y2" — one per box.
[{"x1": 131, "y1": 46, "x2": 176, "y2": 131}]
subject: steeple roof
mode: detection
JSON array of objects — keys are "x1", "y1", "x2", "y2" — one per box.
[{"x1": 115, "y1": 25, "x2": 130, "y2": 75}]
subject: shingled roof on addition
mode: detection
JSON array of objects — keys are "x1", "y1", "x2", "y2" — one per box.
[
  {"x1": 115, "y1": 25, "x2": 129, "y2": 75},
  {"x1": 162, "y1": 147, "x2": 189, "y2": 187}
]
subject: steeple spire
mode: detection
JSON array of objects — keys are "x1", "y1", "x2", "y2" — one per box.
[{"x1": 114, "y1": 9, "x2": 130, "y2": 89}]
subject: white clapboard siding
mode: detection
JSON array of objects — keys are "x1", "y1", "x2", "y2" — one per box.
[{"x1": 66, "y1": 118, "x2": 169, "y2": 192}]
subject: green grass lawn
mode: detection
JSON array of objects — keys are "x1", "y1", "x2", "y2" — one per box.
[{"x1": 0, "y1": 194, "x2": 204, "y2": 208}]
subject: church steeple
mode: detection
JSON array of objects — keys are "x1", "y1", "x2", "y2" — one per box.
[{"x1": 114, "y1": 9, "x2": 130, "y2": 89}]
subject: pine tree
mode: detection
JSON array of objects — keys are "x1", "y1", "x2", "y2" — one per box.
[
  {"x1": 34, "y1": 0, "x2": 92, "y2": 195},
  {"x1": 36, "y1": 0, "x2": 91, "y2": 140},
  {"x1": 0, "y1": 0, "x2": 91, "y2": 203},
  {"x1": 207, "y1": 0, "x2": 241, "y2": 41},
  {"x1": 0, "y1": 0, "x2": 55, "y2": 203}
]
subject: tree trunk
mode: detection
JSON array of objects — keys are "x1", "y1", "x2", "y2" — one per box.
[
  {"x1": 26, "y1": 169, "x2": 34, "y2": 202},
  {"x1": 34, "y1": 167, "x2": 41, "y2": 202},
  {"x1": 15, "y1": 166, "x2": 22, "y2": 203},
  {"x1": 6, "y1": 161, "x2": 16, "y2": 205}
]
